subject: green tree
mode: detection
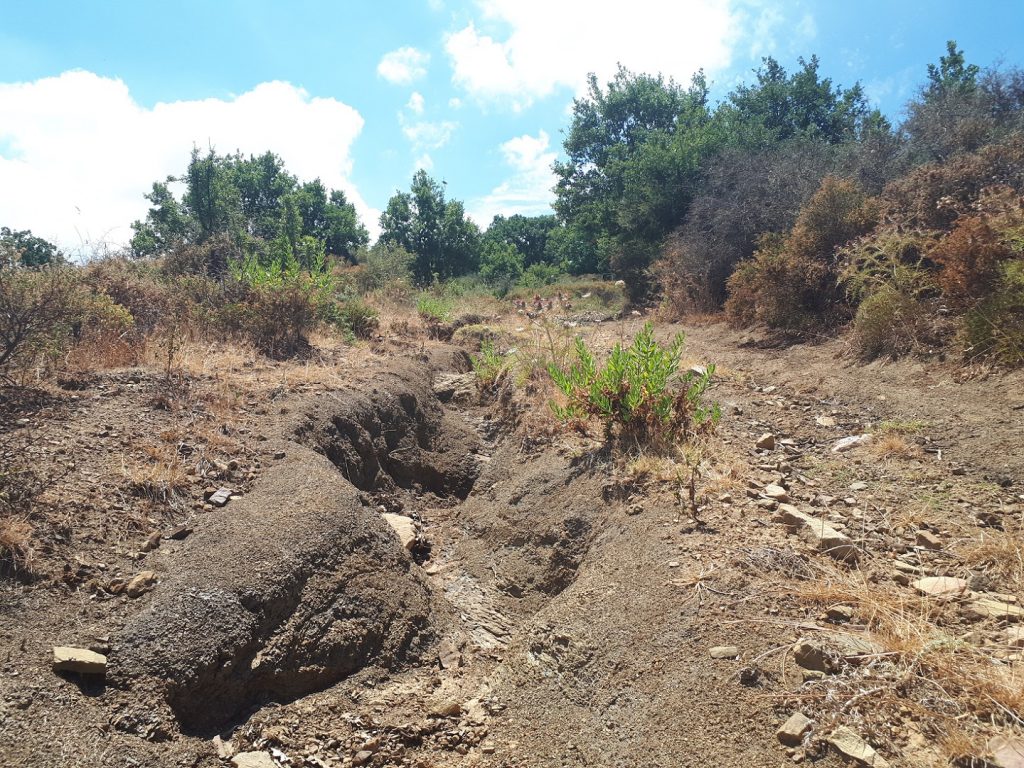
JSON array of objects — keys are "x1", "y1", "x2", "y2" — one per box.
[
  {"x1": 483, "y1": 214, "x2": 558, "y2": 267},
  {"x1": 479, "y1": 240, "x2": 524, "y2": 292},
  {"x1": 379, "y1": 170, "x2": 480, "y2": 282},
  {"x1": 925, "y1": 40, "x2": 980, "y2": 100},
  {"x1": 0, "y1": 227, "x2": 64, "y2": 267}
]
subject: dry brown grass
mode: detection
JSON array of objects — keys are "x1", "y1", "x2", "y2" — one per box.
[
  {"x1": 0, "y1": 515, "x2": 34, "y2": 572},
  {"x1": 780, "y1": 564, "x2": 1024, "y2": 763},
  {"x1": 123, "y1": 444, "x2": 190, "y2": 505},
  {"x1": 961, "y1": 531, "x2": 1024, "y2": 596},
  {"x1": 870, "y1": 433, "x2": 924, "y2": 460}
]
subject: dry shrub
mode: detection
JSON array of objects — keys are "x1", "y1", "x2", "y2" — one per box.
[
  {"x1": 0, "y1": 259, "x2": 81, "y2": 378},
  {"x1": 725, "y1": 177, "x2": 880, "y2": 334},
  {"x1": 869, "y1": 434, "x2": 922, "y2": 460},
  {"x1": 960, "y1": 532, "x2": 1024, "y2": 594},
  {"x1": 932, "y1": 215, "x2": 1016, "y2": 306},
  {"x1": 0, "y1": 515, "x2": 33, "y2": 573},
  {"x1": 882, "y1": 133, "x2": 1024, "y2": 230},
  {"x1": 125, "y1": 444, "x2": 190, "y2": 507}
]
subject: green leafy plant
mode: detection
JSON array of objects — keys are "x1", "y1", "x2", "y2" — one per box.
[
  {"x1": 547, "y1": 322, "x2": 719, "y2": 448},
  {"x1": 416, "y1": 294, "x2": 454, "y2": 323},
  {"x1": 471, "y1": 340, "x2": 506, "y2": 388}
]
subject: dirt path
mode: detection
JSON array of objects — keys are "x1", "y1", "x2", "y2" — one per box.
[{"x1": 2, "y1": 319, "x2": 1022, "y2": 767}]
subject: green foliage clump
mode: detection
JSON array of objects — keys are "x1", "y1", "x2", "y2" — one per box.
[
  {"x1": 471, "y1": 340, "x2": 506, "y2": 389},
  {"x1": 960, "y1": 260, "x2": 1024, "y2": 364},
  {"x1": 479, "y1": 241, "x2": 524, "y2": 294},
  {"x1": 416, "y1": 294, "x2": 454, "y2": 324},
  {"x1": 547, "y1": 322, "x2": 719, "y2": 449},
  {"x1": 519, "y1": 263, "x2": 566, "y2": 289},
  {"x1": 332, "y1": 299, "x2": 379, "y2": 340},
  {"x1": 354, "y1": 242, "x2": 415, "y2": 296}
]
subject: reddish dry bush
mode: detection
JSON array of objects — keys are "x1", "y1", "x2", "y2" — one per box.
[
  {"x1": 724, "y1": 177, "x2": 880, "y2": 333},
  {"x1": 882, "y1": 133, "x2": 1024, "y2": 229},
  {"x1": 931, "y1": 215, "x2": 1015, "y2": 306}
]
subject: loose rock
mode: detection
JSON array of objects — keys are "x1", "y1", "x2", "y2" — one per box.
[
  {"x1": 126, "y1": 570, "x2": 157, "y2": 598},
  {"x1": 988, "y1": 735, "x2": 1024, "y2": 768},
  {"x1": 208, "y1": 488, "x2": 233, "y2": 507},
  {"x1": 915, "y1": 530, "x2": 942, "y2": 550},
  {"x1": 827, "y1": 726, "x2": 890, "y2": 767},
  {"x1": 776, "y1": 504, "x2": 859, "y2": 561},
  {"x1": 832, "y1": 434, "x2": 873, "y2": 453},
  {"x1": 52, "y1": 646, "x2": 107, "y2": 676},
  {"x1": 777, "y1": 712, "x2": 813, "y2": 746},
  {"x1": 912, "y1": 576, "x2": 969, "y2": 599},
  {"x1": 963, "y1": 598, "x2": 1023, "y2": 622},
  {"x1": 709, "y1": 645, "x2": 739, "y2": 659},
  {"x1": 382, "y1": 513, "x2": 417, "y2": 551},
  {"x1": 231, "y1": 752, "x2": 276, "y2": 768},
  {"x1": 756, "y1": 433, "x2": 776, "y2": 450}
]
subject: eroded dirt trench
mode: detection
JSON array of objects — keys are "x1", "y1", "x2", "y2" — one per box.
[
  {"x1": 95, "y1": 346, "x2": 618, "y2": 765},
  {"x1": 6, "y1": 327, "x2": 1023, "y2": 768}
]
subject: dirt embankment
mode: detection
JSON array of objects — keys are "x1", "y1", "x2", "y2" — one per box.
[{"x1": 2, "y1": 322, "x2": 1024, "y2": 768}]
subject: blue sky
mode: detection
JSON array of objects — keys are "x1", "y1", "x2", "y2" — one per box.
[{"x1": 1, "y1": 0, "x2": 1023, "y2": 250}]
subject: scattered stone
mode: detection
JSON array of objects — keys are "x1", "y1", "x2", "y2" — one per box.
[
  {"x1": 208, "y1": 487, "x2": 233, "y2": 507},
  {"x1": 437, "y1": 638, "x2": 463, "y2": 669},
  {"x1": 912, "y1": 576, "x2": 968, "y2": 599},
  {"x1": 52, "y1": 646, "x2": 107, "y2": 676},
  {"x1": 832, "y1": 434, "x2": 873, "y2": 453},
  {"x1": 668, "y1": 561, "x2": 680, "y2": 568},
  {"x1": 777, "y1": 712, "x2": 813, "y2": 746},
  {"x1": 793, "y1": 640, "x2": 831, "y2": 673},
  {"x1": 125, "y1": 570, "x2": 157, "y2": 598},
  {"x1": 382, "y1": 513, "x2": 417, "y2": 551},
  {"x1": 1003, "y1": 627, "x2": 1024, "y2": 648},
  {"x1": 213, "y1": 735, "x2": 235, "y2": 759},
  {"x1": 826, "y1": 605, "x2": 855, "y2": 623},
  {"x1": 763, "y1": 484, "x2": 790, "y2": 502},
  {"x1": 988, "y1": 734, "x2": 1024, "y2": 768},
  {"x1": 815, "y1": 416, "x2": 837, "y2": 428},
  {"x1": 709, "y1": 645, "x2": 740, "y2": 659},
  {"x1": 776, "y1": 504, "x2": 859, "y2": 561},
  {"x1": 140, "y1": 531, "x2": 162, "y2": 552},
  {"x1": 428, "y1": 701, "x2": 463, "y2": 718},
  {"x1": 231, "y1": 752, "x2": 276, "y2": 768},
  {"x1": 828, "y1": 727, "x2": 890, "y2": 767},
  {"x1": 352, "y1": 751, "x2": 374, "y2": 766},
  {"x1": 756, "y1": 433, "x2": 777, "y2": 450},
  {"x1": 916, "y1": 530, "x2": 942, "y2": 550},
  {"x1": 482, "y1": 743, "x2": 496, "y2": 754},
  {"x1": 849, "y1": 481, "x2": 868, "y2": 492},
  {"x1": 627, "y1": 503, "x2": 643, "y2": 516},
  {"x1": 963, "y1": 597, "x2": 1023, "y2": 622},
  {"x1": 432, "y1": 372, "x2": 477, "y2": 405}
]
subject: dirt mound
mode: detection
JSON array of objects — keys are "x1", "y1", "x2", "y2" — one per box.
[
  {"x1": 110, "y1": 445, "x2": 434, "y2": 732},
  {"x1": 297, "y1": 360, "x2": 482, "y2": 498}
]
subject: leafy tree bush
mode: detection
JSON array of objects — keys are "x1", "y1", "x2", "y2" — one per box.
[
  {"x1": 479, "y1": 241, "x2": 524, "y2": 294},
  {"x1": 725, "y1": 177, "x2": 880, "y2": 332},
  {"x1": 0, "y1": 227, "x2": 63, "y2": 267},
  {"x1": 0, "y1": 250, "x2": 81, "y2": 376},
  {"x1": 354, "y1": 241, "x2": 415, "y2": 295},
  {"x1": 379, "y1": 170, "x2": 481, "y2": 283},
  {"x1": 333, "y1": 299, "x2": 379, "y2": 339},
  {"x1": 519, "y1": 263, "x2": 566, "y2": 289},
  {"x1": 547, "y1": 322, "x2": 719, "y2": 449},
  {"x1": 961, "y1": 261, "x2": 1024, "y2": 363}
]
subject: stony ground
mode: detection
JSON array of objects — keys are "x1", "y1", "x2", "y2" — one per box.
[{"x1": 1, "y1": 312, "x2": 1023, "y2": 768}]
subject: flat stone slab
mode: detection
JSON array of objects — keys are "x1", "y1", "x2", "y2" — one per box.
[
  {"x1": 828, "y1": 726, "x2": 890, "y2": 767},
  {"x1": 776, "y1": 504, "x2": 859, "y2": 561},
  {"x1": 912, "y1": 576, "x2": 969, "y2": 599},
  {"x1": 53, "y1": 646, "x2": 107, "y2": 675}
]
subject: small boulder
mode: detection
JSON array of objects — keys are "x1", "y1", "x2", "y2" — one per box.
[
  {"x1": 208, "y1": 487, "x2": 232, "y2": 507},
  {"x1": 776, "y1": 504, "x2": 859, "y2": 561},
  {"x1": 763, "y1": 484, "x2": 790, "y2": 502},
  {"x1": 828, "y1": 726, "x2": 890, "y2": 767},
  {"x1": 432, "y1": 372, "x2": 477, "y2": 405},
  {"x1": 988, "y1": 734, "x2": 1024, "y2": 768},
  {"x1": 963, "y1": 598, "x2": 1023, "y2": 622},
  {"x1": 231, "y1": 753, "x2": 276, "y2": 768},
  {"x1": 1004, "y1": 627, "x2": 1024, "y2": 648},
  {"x1": 916, "y1": 530, "x2": 942, "y2": 550},
  {"x1": 52, "y1": 646, "x2": 107, "y2": 676},
  {"x1": 126, "y1": 570, "x2": 157, "y2": 598},
  {"x1": 382, "y1": 513, "x2": 417, "y2": 552},
  {"x1": 777, "y1": 712, "x2": 813, "y2": 746},
  {"x1": 756, "y1": 433, "x2": 776, "y2": 450},
  {"x1": 708, "y1": 645, "x2": 739, "y2": 659},
  {"x1": 832, "y1": 434, "x2": 873, "y2": 453},
  {"x1": 912, "y1": 576, "x2": 968, "y2": 599}
]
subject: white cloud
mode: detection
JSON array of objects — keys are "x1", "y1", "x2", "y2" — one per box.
[
  {"x1": 407, "y1": 91, "x2": 425, "y2": 115},
  {"x1": 414, "y1": 153, "x2": 434, "y2": 171},
  {"x1": 469, "y1": 130, "x2": 556, "y2": 226},
  {"x1": 445, "y1": 1, "x2": 821, "y2": 110},
  {"x1": 445, "y1": 0, "x2": 741, "y2": 110},
  {"x1": 400, "y1": 118, "x2": 458, "y2": 152},
  {"x1": 0, "y1": 70, "x2": 379, "y2": 249},
  {"x1": 377, "y1": 47, "x2": 430, "y2": 85},
  {"x1": 448, "y1": 96, "x2": 463, "y2": 110}
]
